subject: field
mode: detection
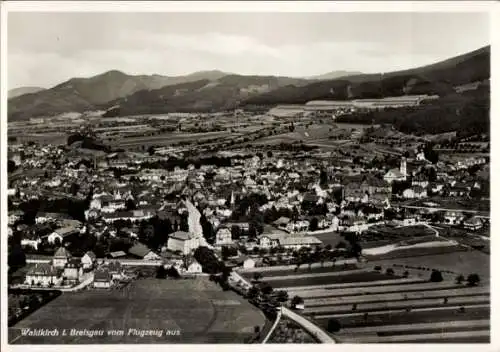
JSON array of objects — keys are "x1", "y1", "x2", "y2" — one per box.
[
  {"x1": 264, "y1": 271, "x2": 396, "y2": 289},
  {"x1": 8, "y1": 278, "x2": 266, "y2": 344},
  {"x1": 108, "y1": 131, "x2": 236, "y2": 148},
  {"x1": 241, "y1": 264, "x2": 359, "y2": 280},
  {"x1": 245, "y1": 244, "x2": 490, "y2": 343},
  {"x1": 367, "y1": 250, "x2": 490, "y2": 282}
]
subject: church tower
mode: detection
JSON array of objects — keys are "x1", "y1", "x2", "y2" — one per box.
[{"x1": 400, "y1": 157, "x2": 407, "y2": 180}]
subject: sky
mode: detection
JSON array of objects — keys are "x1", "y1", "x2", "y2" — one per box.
[{"x1": 8, "y1": 12, "x2": 490, "y2": 89}]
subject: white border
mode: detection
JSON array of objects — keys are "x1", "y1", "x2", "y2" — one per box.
[{"x1": 1, "y1": 2, "x2": 498, "y2": 352}]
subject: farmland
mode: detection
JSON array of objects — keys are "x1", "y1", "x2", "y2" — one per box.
[
  {"x1": 8, "y1": 278, "x2": 266, "y2": 344},
  {"x1": 238, "y1": 245, "x2": 490, "y2": 343}
]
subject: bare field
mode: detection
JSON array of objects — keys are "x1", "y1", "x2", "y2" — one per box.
[{"x1": 8, "y1": 278, "x2": 265, "y2": 344}]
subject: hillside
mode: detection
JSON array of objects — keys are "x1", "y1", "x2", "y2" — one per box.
[
  {"x1": 243, "y1": 46, "x2": 490, "y2": 105},
  {"x1": 8, "y1": 70, "x2": 306, "y2": 120},
  {"x1": 8, "y1": 87, "x2": 46, "y2": 99},
  {"x1": 7, "y1": 70, "x2": 230, "y2": 121},
  {"x1": 307, "y1": 70, "x2": 364, "y2": 80},
  {"x1": 101, "y1": 75, "x2": 310, "y2": 116}
]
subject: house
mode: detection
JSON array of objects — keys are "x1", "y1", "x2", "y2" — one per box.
[
  {"x1": 186, "y1": 259, "x2": 203, "y2": 274},
  {"x1": 25, "y1": 263, "x2": 63, "y2": 287},
  {"x1": 167, "y1": 231, "x2": 201, "y2": 255},
  {"x1": 81, "y1": 251, "x2": 96, "y2": 270},
  {"x1": 63, "y1": 258, "x2": 83, "y2": 283},
  {"x1": 280, "y1": 236, "x2": 322, "y2": 250},
  {"x1": 273, "y1": 217, "x2": 291, "y2": 229},
  {"x1": 93, "y1": 269, "x2": 112, "y2": 289},
  {"x1": 8, "y1": 210, "x2": 23, "y2": 225},
  {"x1": 107, "y1": 261, "x2": 123, "y2": 280},
  {"x1": 128, "y1": 243, "x2": 160, "y2": 260},
  {"x1": 47, "y1": 226, "x2": 79, "y2": 245},
  {"x1": 243, "y1": 258, "x2": 256, "y2": 269},
  {"x1": 464, "y1": 216, "x2": 483, "y2": 231},
  {"x1": 402, "y1": 186, "x2": 427, "y2": 199},
  {"x1": 215, "y1": 227, "x2": 233, "y2": 246},
  {"x1": 444, "y1": 211, "x2": 465, "y2": 225},
  {"x1": 109, "y1": 251, "x2": 127, "y2": 259},
  {"x1": 52, "y1": 247, "x2": 72, "y2": 269}
]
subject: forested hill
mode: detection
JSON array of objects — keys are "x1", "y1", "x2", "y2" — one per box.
[{"x1": 242, "y1": 46, "x2": 490, "y2": 106}]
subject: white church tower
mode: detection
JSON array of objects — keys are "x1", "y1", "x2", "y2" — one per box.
[{"x1": 400, "y1": 157, "x2": 407, "y2": 180}]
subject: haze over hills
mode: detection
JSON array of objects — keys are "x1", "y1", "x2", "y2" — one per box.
[
  {"x1": 8, "y1": 86, "x2": 46, "y2": 99},
  {"x1": 7, "y1": 46, "x2": 490, "y2": 122}
]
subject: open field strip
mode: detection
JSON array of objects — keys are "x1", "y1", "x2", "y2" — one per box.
[
  {"x1": 305, "y1": 286, "x2": 489, "y2": 307},
  {"x1": 238, "y1": 259, "x2": 357, "y2": 273},
  {"x1": 286, "y1": 282, "x2": 463, "y2": 299},
  {"x1": 340, "y1": 319, "x2": 490, "y2": 335},
  {"x1": 340, "y1": 330, "x2": 490, "y2": 343},
  {"x1": 312, "y1": 303, "x2": 490, "y2": 320},
  {"x1": 315, "y1": 306, "x2": 490, "y2": 330},
  {"x1": 281, "y1": 278, "x2": 426, "y2": 292},
  {"x1": 305, "y1": 295, "x2": 489, "y2": 315},
  {"x1": 262, "y1": 269, "x2": 368, "y2": 282}
]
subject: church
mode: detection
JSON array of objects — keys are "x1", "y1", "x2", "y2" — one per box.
[{"x1": 384, "y1": 158, "x2": 407, "y2": 184}]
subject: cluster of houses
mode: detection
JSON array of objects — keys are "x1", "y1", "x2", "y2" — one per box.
[{"x1": 8, "y1": 139, "x2": 490, "y2": 280}]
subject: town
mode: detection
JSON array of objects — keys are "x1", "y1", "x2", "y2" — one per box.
[
  {"x1": 5, "y1": 9, "x2": 491, "y2": 346},
  {"x1": 7, "y1": 102, "x2": 490, "y2": 343}
]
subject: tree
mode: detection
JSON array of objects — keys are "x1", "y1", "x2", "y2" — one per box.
[
  {"x1": 231, "y1": 225, "x2": 241, "y2": 240},
  {"x1": 430, "y1": 270, "x2": 443, "y2": 282},
  {"x1": 261, "y1": 283, "x2": 273, "y2": 295},
  {"x1": 247, "y1": 286, "x2": 260, "y2": 299},
  {"x1": 309, "y1": 218, "x2": 319, "y2": 232},
  {"x1": 456, "y1": 274, "x2": 465, "y2": 284},
  {"x1": 466, "y1": 273, "x2": 480, "y2": 286},
  {"x1": 403, "y1": 271, "x2": 409, "y2": 278},
  {"x1": 266, "y1": 150, "x2": 273, "y2": 158},
  {"x1": 253, "y1": 272, "x2": 263, "y2": 282},
  {"x1": 386, "y1": 268, "x2": 395, "y2": 276},
  {"x1": 156, "y1": 266, "x2": 167, "y2": 279},
  {"x1": 291, "y1": 295, "x2": 304, "y2": 309},
  {"x1": 125, "y1": 199, "x2": 137, "y2": 211},
  {"x1": 70, "y1": 182, "x2": 80, "y2": 196},
  {"x1": 327, "y1": 318, "x2": 342, "y2": 333},
  {"x1": 276, "y1": 290, "x2": 289, "y2": 303}
]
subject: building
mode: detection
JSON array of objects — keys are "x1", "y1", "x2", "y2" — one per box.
[
  {"x1": 93, "y1": 269, "x2": 112, "y2": 289},
  {"x1": 52, "y1": 247, "x2": 72, "y2": 269},
  {"x1": 186, "y1": 259, "x2": 203, "y2": 274},
  {"x1": 243, "y1": 258, "x2": 256, "y2": 269},
  {"x1": 48, "y1": 226, "x2": 79, "y2": 245},
  {"x1": 384, "y1": 158, "x2": 407, "y2": 184},
  {"x1": 167, "y1": 231, "x2": 201, "y2": 255},
  {"x1": 24, "y1": 263, "x2": 62, "y2": 287},
  {"x1": 107, "y1": 261, "x2": 123, "y2": 280},
  {"x1": 81, "y1": 251, "x2": 96, "y2": 270},
  {"x1": 63, "y1": 258, "x2": 83, "y2": 283},
  {"x1": 215, "y1": 227, "x2": 233, "y2": 246},
  {"x1": 464, "y1": 216, "x2": 483, "y2": 231},
  {"x1": 128, "y1": 243, "x2": 160, "y2": 260}
]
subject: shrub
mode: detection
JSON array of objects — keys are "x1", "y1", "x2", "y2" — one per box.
[
  {"x1": 430, "y1": 270, "x2": 443, "y2": 282},
  {"x1": 327, "y1": 318, "x2": 342, "y2": 333},
  {"x1": 467, "y1": 273, "x2": 480, "y2": 286}
]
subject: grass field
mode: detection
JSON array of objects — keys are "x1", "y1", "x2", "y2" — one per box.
[
  {"x1": 241, "y1": 264, "x2": 358, "y2": 280},
  {"x1": 109, "y1": 131, "x2": 236, "y2": 148},
  {"x1": 367, "y1": 250, "x2": 490, "y2": 282},
  {"x1": 267, "y1": 272, "x2": 396, "y2": 289},
  {"x1": 9, "y1": 278, "x2": 265, "y2": 344}
]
